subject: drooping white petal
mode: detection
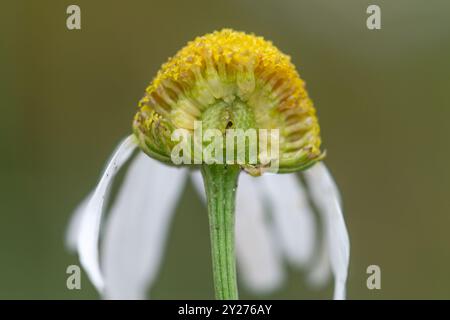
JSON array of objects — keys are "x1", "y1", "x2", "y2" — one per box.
[
  {"x1": 256, "y1": 173, "x2": 317, "y2": 268},
  {"x1": 66, "y1": 192, "x2": 92, "y2": 252},
  {"x1": 189, "y1": 170, "x2": 206, "y2": 201},
  {"x1": 102, "y1": 153, "x2": 187, "y2": 299},
  {"x1": 306, "y1": 241, "x2": 331, "y2": 288},
  {"x1": 304, "y1": 162, "x2": 350, "y2": 300},
  {"x1": 189, "y1": 171, "x2": 207, "y2": 201},
  {"x1": 235, "y1": 174, "x2": 285, "y2": 292},
  {"x1": 77, "y1": 136, "x2": 136, "y2": 292},
  {"x1": 191, "y1": 171, "x2": 284, "y2": 293}
]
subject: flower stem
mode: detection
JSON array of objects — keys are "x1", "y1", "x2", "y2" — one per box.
[{"x1": 201, "y1": 164, "x2": 240, "y2": 300}]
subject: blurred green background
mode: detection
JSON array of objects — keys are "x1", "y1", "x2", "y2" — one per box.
[{"x1": 1, "y1": 0, "x2": 449, "y2": 299}]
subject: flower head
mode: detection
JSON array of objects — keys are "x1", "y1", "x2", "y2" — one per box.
[
  {"x1": 68, "y1": 29, "x2": 350, "y2": 300},
  {"x1": 133, "y1": 29, "x2": 323, "y2": 175}
]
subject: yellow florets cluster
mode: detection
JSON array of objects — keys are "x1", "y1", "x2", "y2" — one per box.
[{"x1": 141, "y1": 29, "x2": 308, "y2": 110}]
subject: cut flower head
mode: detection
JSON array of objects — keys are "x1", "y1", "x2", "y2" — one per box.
[
  {"x1": 133, "y1": 29, "x2": 323, "y2": 174},
  {"x1": 68, "y1": 29, "x2": 350, "y2": 300}
]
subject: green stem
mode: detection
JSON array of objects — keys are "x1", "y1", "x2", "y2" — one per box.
[{"x1": 201, "y1": 164, "x2": 240, "y2": 300}]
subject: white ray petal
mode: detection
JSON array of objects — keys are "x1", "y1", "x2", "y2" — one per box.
[
  {"x1": 77, "y1": 136, "x2": 136, "y2": 292},
  {"x1": 306, "y1": 241, "x2": 331, "y2": 288},
  {"x1": 102, "y1": 153, "x2": 187, "y2": 299},
  {"x1": 235, "y1": 174, "x2": 285, "y2": 292},
  {"x1": 257, "y1": 173, "x2": 317, "y2": 268},
  {"x1": 189, "y1": 170, "x2": 206, "y2": 202},
  {"x1": 304, "y1": 162, "x2": 350, "y2": 300},
  {"x1": 191, "y1": 171, "x2": 284, "y2": 293},
  {"x1": 66, "y1": 192, "x2": 92, "y2": 252}
]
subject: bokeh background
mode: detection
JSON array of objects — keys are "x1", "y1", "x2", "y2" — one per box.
[{"x1": 1, "y1": 0, "x2": 449, "y2": 299}]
